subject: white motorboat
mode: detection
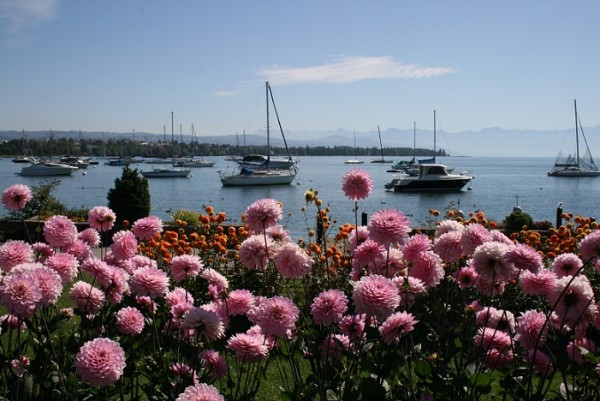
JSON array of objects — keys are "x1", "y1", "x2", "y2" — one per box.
[
  {"x1": 173, "y1": 158, "x2": 216, "y2": 168},
  {"x1": 141, "y1": 168, "x2": 191, "y2": 178},
  {"x1": 385, "y1": 164, "x2": 473, "y2": 192},
  {"x1": 19, "y1": 162, "x2": 79, "y2": 176}
]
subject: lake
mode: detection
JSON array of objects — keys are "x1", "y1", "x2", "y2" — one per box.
[{"x1": 2, "y1": 156, "x2": 599, "y2": 239}]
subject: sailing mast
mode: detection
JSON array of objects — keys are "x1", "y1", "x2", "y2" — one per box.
[
  {"x1": 378, "y1": 125, "x2": 384, "y2": 161},
  {"x1": 574, "y1": 99, "x2": 580, "y2": 167},
  {"x1": 266, "y1": 81, "x2": 270, "y2": 165},
  {"x1": 433, "y1": 110, "x2": 437, "y2": 163}
]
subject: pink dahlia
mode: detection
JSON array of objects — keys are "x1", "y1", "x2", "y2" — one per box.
[
  {"x1": 408, "y1": 251, "x2": 445, "y2": 289},
  {"x1": 87, "y1": 206, "x2": 116, "y2": 232},
  {"x1": 454, "y1": 265, "x2": 479, "y2": 289},
  {"x1": 248, "y1": 295, "x2": 299, "y2": 337},
  {"x1": 81, "y1": 257, "x2": 112, "y2": 285},
  {"x1": 10, "y1": 356, "x2": 30, "y2": 378},
  {"x1": 166, "y1": 287, "x2": 195, "y2": 307},
  {"x1": 547, "y1": 274, "x2": 595, "y2": 328},
  {"x1": 472, "y1": 241, "x2": 516, "y2": 284},
  {"x1": 69, "y1": 281, "x2": 105, "y2": 314},
  {"x1": 78, "y1": 228, "x2": 101, "y2": 248},
  {"x1": 265, "y1": 224, "x2": 291, "y2": 243},
  {"x1": 116, "y1": 306, "x2": 145, "y2": 336},
  {"x1": 341, "y1": 169, "x2": 373, "y2": 201},
  {"x1": 526, "y1": 349, "x2": 553, "y2": 376},
  {"x1": 62, "y1": 239, "x2": 92, "y2": 262},
  {"x1": 181, "y1": 306, "x2": 225, "y2": 341},
  {"x1": 379, "y1": 311, "x2": 418, "y2": 346},
  {"x1": 45, "y1": 253, "x2": 79, "y2": 283},
  {"x1": 351, "y1": 239, "x2": 385, "y2": 280},
  {"x1": 175, "y1": 383, "x2": 224, "y2": 401},
  {"x1": 352, "y1": 274, "x2": 400, "y2": 321},
  {"x1": 238, "y1": 234, "x2": 274, "y2": 270},
  {"x1": 0, "y1": 240, "x2": 34, "y2": 273},
  {"x1": 461, "y1": 224, "x2": 492, "y2": 256},
  {"x1": 129, "y1": 266, "x2": 170, "y2": 298},
  {"x1": 75, "y1": 337, "x2": 125, "y2": 387},
  {"x1": 245, "y1": 198, "x2": 283, "y2": 233},
  {"x1": 29, "y1": 266, "x2": 63, "y2": 306},
  {"x1": 566, "y1": 337, "x2": 596, "y2": 365},
  {"x1": 505, "y1": 243, "x2": 543, "y2": 274},
  {"x1": 0, "y1": 272, "x2": 42, "y2": 318},
  {"x1": 514, "y1": 310, "x2": 548, "y2": 350},
  {"x1": 392, "y1": 276, "x2": 427, "y2": 308},
  {"x1": 200, "y1": 349, "x2": 228, "y2": 380},
  {"x1": 109, "y1": 230, "x2": 138, "y2": 261},
  {"x1": 401, "y1": 234, "x2": 432, "y2": 262},
  {"x1": 433, "y1": 230, "x2": 464, "y2": 263},
  {"x1": 384, "y1": 247, "x2": 408, "y2": 277},
  {"x1": 131, "y1": 215, "x2": 163, "y2": 240},
  {"x1": 489, "y1": 230, "x2": 514, "y2": 246},
  {"x1": 339, "y1": 313, "x2": 366, "y2": 339},
  {"x1": 2, "y1": 184, "x2": 32, "y2": 210},
  {"x1": 367, "y1": 209, "x2": 411, "y2": 247},
  {"x1": 475, "y1": 307, "x2": 515, "y2": 333},
  {"x1": 43, "y1": 215, "x2": 78, "y2": 247},
  {"x1": 31, "y1": 242, "x2": 54, "y2": 262},
  {"x1": 225, "y1": 289, "x2": 255, "y2": 316},
  {"x1": 123, "y1": 255, "x2": 157, "y2": 274},
  {"x1": 519, "y1": 269, "x2": 557, "y2": 296},
  {"x1": 201, "y1": 268, "x2": 229, "y2": 295},
  {"x1": 103, "y1": 266, "x2": 130, "y2": 305},
  {"x1": 227, "y1": 332, "x2": 269, "y2": 362},
  {"x1": 551, "y1": 253, "x2": 583, "y2": 278},
  {"x1": 348, "y1": 225, "x2": 370, "y2": 252},
  {"x1": 272, "y1": 242, "x2": 313, "y2": 278},
  {"x1": 320, "y1": 334, "x2": 351, "y2": 359},
  {"x1": 435, "y1": 219, "x2": 465, "y2": 238},
  {"x1": 473, "y1": 327, "x2": 512, "y2": 351},
  {"x1": 169, "y1": 254, "x2": 204, "y2": 283},
  {"x1": 578, "y1": 229, "x2": 600, "y2": 263},
  {"x1": 311, "y1": 289, "x2": 348, "y2": 326}
]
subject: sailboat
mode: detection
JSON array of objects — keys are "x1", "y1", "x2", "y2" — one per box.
[
  {"x1": 371, "y1": 125, "x2": 393, "y2": 163},
  {"x1": 345, "y1": 131, "x2": 364, "y2": 164},
  {"x1": 219, "y1": 82, "x2": 297, "y2": 186},
  {"x1": 548, "y1": 100, "x2": 600, "y2": 177},
  {"x1": 142, "y1": 112, "x2": 191, "y2": 178},
  {"x1": 173, "y1": 125, "x2": 216, "y2": 168},
  {"x1": 388, "y1": 122, "x2": 418, "y2": 173}
]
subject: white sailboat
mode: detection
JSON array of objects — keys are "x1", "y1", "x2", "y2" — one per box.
[
  {"x1": 371, "y1": 125, "x2": 393, "y2": 163},
  {"x1": 548, "y1": 100, "x2": 600, "y2": 177},
  {"x1": 345, "y1": 131, "x2": 364, "y2": 164},
  {"x1": 219, "y1": 82, "x2": 297, "y2": 186},
  {"x1": 142, "y1": 112, "x2": 191, "y2": 178}
]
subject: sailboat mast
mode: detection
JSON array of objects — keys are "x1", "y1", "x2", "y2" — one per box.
[
  {"x1": 266, "y1": 82, "x2": 270, "y2": 157},
  {"x1": 378, "y1": 125, "x2": 384, "y2": 160},
  {"x1": 574, "y1": 99, "x2": 580, "y2": 166},
  {"x1": 413, "y1": 121, "x2": 416, "y2": 158},
  {"x1": 433, "y1": 110, "x2": 437, "y2": 158}
]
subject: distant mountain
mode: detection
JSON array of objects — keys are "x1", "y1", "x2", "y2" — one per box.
[{"x1": 2, "y1": 126, "x2": 599, "y2": 157}]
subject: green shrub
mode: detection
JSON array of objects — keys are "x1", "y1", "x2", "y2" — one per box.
[
  {"x1": 8, "y1": 179, "x2": 70, "y2": 220},
  {"x1": 170, "y1": 208, "x2": 201, "y2": 226},
  {"x1": 503, "y1": 207, "x2": 534, "y2": 233},
  {"x1": 107, "y1": 165, "x2": 150, "y2": 223}
]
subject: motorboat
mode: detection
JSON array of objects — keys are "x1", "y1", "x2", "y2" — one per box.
[
  {"x1": 173, "y1": 158, "x2": 216, "y2": 168},
  {"x1": 19, "y1": 162, "x2": 79, "y2": 176},
  {"x1": 60, "y1": 157, "x2": 90, "y2": 169},
  {"x1": 141, "y1": 168, "x2": 191, "y2": 178},
  {"x1": 385, "y1": 163, "x2": 473, "y2": 192},
  {"x1": 220, "y1": 166, "x2": 296, "y2": 186},
  {"x1": 12, "y1": 156, "x2": 37, "y2": 164},
  {"x1": 105, "y1": 158, "x2": 128, "y2": 166}
]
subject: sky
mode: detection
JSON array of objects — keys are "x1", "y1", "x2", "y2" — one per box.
[{"x1": 1, "y1": 0, "x2": 600, "y2": 139}]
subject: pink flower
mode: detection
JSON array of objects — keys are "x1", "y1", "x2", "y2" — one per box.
[
  {"x1": 348, "y1": 225, "x2": 369, "y2": 252},
  {"x1": 505, "y1": 243, "x2": 543, "y2": 274},
  {"x1": 2, "y1": 184, "x2": 32, "y2": 210},
  {"x1": 169, "y1": 254, "x2": 204, "y2": 283},
  {"x1": 472, "y1": 242, "x2": 515, "y2": 284},
  {"x1": 341, "y1": 169, "x2": 373, "y2": 201},
  {"x1": 578, "y1": 229, "x2": 600, "y2": 263},
  {"x1": 43, "y1": 215, "x2": 78, "y2": 247},
  {"x1": 62, "y1": 239, "x2": 92, "y2": 261},
  {"x1": 272, "y1": 242, "x2": 313, "y2": 278},
  {"x1": 461, "y1": 224, "x2": 491, "y2": 256},
  {"x1": 311, "y1": 289, "x2": 348, "y2": 326},
  {"x1": 514, "y1": 310, "x2": 548, "y2": 350},
  {"x1": 519, "y1": 269, "x2": 557, "y2": 296},
  {"x1": 367, "y1": 209, "x2": 411, "y2": 247},
  {"x1": 245, "y1": 198, "x2": 283, "y2": 233},
  {"x1": 489, "y1": 230, "x2": 513, "y2": 246},
  {"x1": 379, "y1": 311, "x2": 418, "y2": 345},
  {"x1": 0, "y1": 240, "x2": 34, "y2": 273},
  {"x1": 87, "y1": 206, "x2": 116, "y2": 232},
  {"x1": 320, "y1": 334, "x2": 351, "y2": 359},
  {"x1": 78, "y1": 228, "x2": 101, "y2": 248},
  {"x1": 408, "y1": 251, "x2": 445, "y2": 289},
  {"x1": 29, "y1": 266, "x2": 63, "y2": 306},
  {"x1": 116, "y1": 306, "x2": 145, "y2": 336},
  {"x1": 69, "y1": 281, "x2": 105, "y2": 314},
  {"x1": 566, "y1": 337, "x2": 596, "y2": 365},
  {"x1": 352, "y1": 275, "x2": 400, "y2": 320},
  {"x1": 351, "y1": 239, "x2": 385, "y2": 280},
  {"x1": 473, "y1": 327, "x2": 512, "y2": 351},
  {"x1": 201, "y1": 268, "x2": 229, "y2": 294},
  {"x1": 483, "y1": 348, "x2": 514, "y2": 369},
  {"x1": 547, "y1": 275, "x2": 595, "y2": 328},
  {"x1": 265, "y1": 225, "x2": 291, "y2": 243},
  {"x1": 175, "y1": 383, "x2": 224, "y2": 401},
  {"x1": 435, "y1": 220, "x2": 465, "y2": 238},
  {"x1": 227, "y1": 332, "x2": 270, "y2": 362},
  {"x1": 131, "y1": 215, "x2": 163, "y2": 240},
  {"x1": 110, "y1": 230, "x2": 138, "y2": 261},
  {"x1": 526, "y1": 349, "x2": 553, "y2": 376},
  {"x1": 454, "y1": 265, "x2": 479, "y2": 289},
  {"x1": 433, "y1": 231, "x2": 464, "y2": 263},
  {"x1": 248, "y1": 295, "x2": 299, "y2": 337},
  {"x1": 200, "y1": 349, "x2": 228, "y2": 380},
  {"x1": 10, "y1": 355, "x2": 30, "y2": 378},
  {"x1": 401, "y1": 234, "x2": 432, "y2": 262},
  {"x1": 31, "y1": 242, "x2": 54, "y2": 262},
  {"x1": 130, "y1": 266, "x2": 170, "y2": 298},
  {"x1": 75, "y1": 337, "x2": 126, "y2": 387},
  {"x1": 81, "y1": 257, "x2": 112, "y2": 285},
  {"x1": 0, "y1": 272, "x2": 42, "y2": 318},
  {"x1": 239, "y1": 234, "x2": 274, "y2": 270},
  {"x1": 339, "y1": 313, "x2": 366, "y2": 339},
  {"x1": 392, "y1": 276, "x2": 427, "y2": 307},
  {"x1": 181, "y1": 306, "x2": 225, "y2": 341},
  {"x1": 475, "y1": 307, "x2": 515, "y2": 333},
  {"x1": 551, "y1": 253, "x2": 583, "y2": 278},
  {"x1": 166, "y1": 287, "x2": 195, "y2": 307}
]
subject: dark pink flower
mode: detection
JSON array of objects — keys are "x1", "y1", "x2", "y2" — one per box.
[
  {"x1": 2, "y1": 184, "x2": 32, "y2": 210},
  {"x1": 87, "y1": 206, "x2": 116, "y2": 232},
  {"x1": 379, "y1": 311, "x2": 418, "y2": 345},
  {"x1": 454, "y1": 265, "x2": 479, "y2": 289},
  {"x1": 245, "y1": 198, "x2": 283, "y2": 233},
  {"x1": 239, "y1": 234, "x2": 274, "y2": 270},
  {"x1": 433, "y1": 231, "x2": 464, "y2": 263},
  {"x1": 526, "y1": 349, "x2": 553, "y2": 376},
  {"x1": 43, "y1": 215, "x2": 78, "y2": 247},
  {"x1": 473, "y1": 327, "x2": 512, "y2": 351},
  {"x1": 227, "y1": 332, "x2": 269, "y2": 362},
  {"x1": 551, "y1": 253, "x2": 583, "y2": 278},
  {"x1": 70, "y1": 281, "x2": 105, "y2": 314},
  {"x1": 566, "y1": 337, "x2": 596, "y2": 365},
  {"x1": 514, "y1": 310, "x2": 548, "y2": 350},
  {"x1": 311, "y1": 289, "x2": 348, "y2": 326},
  {"x1": 75, "y1": 337, "x2": 126, "y2": 387},
  {"x1": 339, "y1": 313, "x2": 366, "y2": 339},
  {"x1": 130, "y1": 266, "x2": 169, "y2": 298},
  {"x1": 0, "y1": 240, "x2": 34, "y2": 273},
  {"x1": 352, "y1": 274, "x2": 400, "y2": 320},
  {"x1": 131, "y1": 216, "x2": 163, "y2": 240},
  {"x1": 351, "y1": 239, "x2": 385, "y2": 280},
  {"x1": 169, "y1": 254, "x2": 204, "y2": 283},
  {"x1": 272, "y1": 242, "x2": 313, "y2": 278},
  {"x1": 505, "y1": 243, "x2": 543, "y2": 274},
  {"x1": 475, "y1": 307, "x2": 515, "y2": 333},
  {"x1": 392, "y1": 276, "x2": 427, "y2": 307},
  {"x1": 225, "y1": 289, "x2": 255, "y2": 316},
  {"x1": 341, "y1": 169, "x2": 373, "y2": 201},
  {"x1": 175, "y1": 383, "x2": 224, "y2": 401},
  {"x1": 116, "y1": 306, "x2": 145, "y2": 336},
  {"x1": 0, "y1": 272, "x2": 42, "y2": 318},
  {"x1": 200, "y1": 349, "x2": 228, "y2": 380},
  {"x1": 110, "y1": 230, "x2": 138, "y2": 261},
  {"x1": 10, "y1": 356, "x2": 30, "y2": 378},
  {"x1": 248, "y1": 295, "x2": 299, "y2": 337}
]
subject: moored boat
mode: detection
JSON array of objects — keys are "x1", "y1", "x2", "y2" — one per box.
[
  {"x1": 18, "y1": 162, "x2": 79, "y2": 176},
  {"x1": 141, "y1": 168, "x2": 191, "y2": 178},
  {"x1": 386, "y1": 163, "x2": 472, "y2": 192}
]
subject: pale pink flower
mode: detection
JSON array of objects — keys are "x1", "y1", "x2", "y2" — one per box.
[
  {"x1": 339, "y1": 313, "x2": 366, "y2": 339},
  {"x1": 116, "y1": 306, "x2": 145, "y2": 336},
  {"x1": 475, "y1": 307, "x2": 515, "y2": 333},
  {"x1": 473, "y1": 327, "x2": 512, "y2": 351},
  {"x1": 392, "y1": 276, "x2": 427, "y2": 307},
  {"x1": 169, "y1": 254, "x2": 203, "y2": 283},
  {"x1": 320, "y1": 334, "x2": 351, "y2": 359},
  {"x1": 69, "y1": 281, "x2": 105, "y2": 314},
  {"x1": 87, "y1": 206, "x2": 116, "y2": 232},
  {"x1": 29, "y1": 266, "x2": 63, "y2": 306},
  {"x1": 227, "y1": 332, "x2": 269, "y2": 362},
  {"x1": 110, "y1": 230, "x2": 138, "y2": 261},
  {"x1": 201, "y1": 268, "x2": 228, "y2": 293},
  {"x1": 130, "y1": 266, "x2": 170, "y2": 298},
  {"x1": 0, "y1": 272, "x2": 41, "y2": 318},
  {"x1": 238, "y1": 234, "x2": 274, "y2": 270},
  {"x1": 168, "y1": 301, "x2": 194, "y2": 330},
  {"x1": 103, "y1": 266, "x2": 130, "y2": 305},
  {"x1": 514, "y1": 310, "x2": 548, "y2": 350},
  {"x1": 351, "y1": 239, "x2": 386, "y2": 280},
  {"x1": 526, "y1": 349, "x2": 553, "y2": 376},
  {"x1": 75, "y1": 337, "x2": 126, "y2": 387},
  {"x1": 2, "y1": 184, "x2": 32, "y2": 210},
  {"x1": 122, "y1": 255, "x2": 157, "y2": 274},
  {"x1": 578, "y1": 229, "x2": 600, "y2": 263},
  {"x1": 200, "y1": 349, "x2": 228, "y2": 380},
  {"x1": 489, "y1": 230, "x2": 514, "y2": 246},
  {"x1": 311, "y1": 289, "x2": 348, "y2": 326},
  {"x1": 181, "y1": 306, "x2": 225, "y2": 341},
  {"x1": 347, "y1": 225, "x2": 369, "y2": 252},
  {"x1": 225, "y1": 289, "x2": 255, "y2": 316},
  {"x1": 45, "y1": 253, "x2": 79, "y2": 283},
  {"x1": 461, "y1": 224, "x2": 491, "y2": 256},
  {"x1": 31, "y1": 242, "x2": 54, "y2": 262},
  {"x1": 552, "y1": 253, "x2": 583, "y2": 278},
  {"x1": 472, "y1": 241, "x2": 516, "y2": 284},
  {"x1": 566, "y1": 337, "x2": 596, "y2": 365},
  {"x1": 248, "y1": 295, "x2": 299, "y2": 337},
  {"x1": 435, "y1": 219, "x2": 465, "y2": 238},
  {"x1": 0, "y1": 240, "x2": 34, "y2": 273},
  {"x1": 433, "y1": 231, "x2": 464, "y2": 263},
  {"x1": 408, "y1": 251, "x2": 445, "y2": 289},
  {"x1": 78, "y1": 228, "x2": 101, "y2": 248},
  {"x1": 131, "y1": 215, "x2": 163, "y2": 240},
  {"x1": 265, "y1": 225, "x2": 291, "y2": 243},
  {"x1": 203, "y1": 301, "x2": 230, "y2": 331},
  {"x1": 166, "y1": 287, "x2": 194, "y2": 307},
  {"x1": 273, "y1": 242, "x2": 313, "y2": 278},
  {"x1": 136, "y1": 295, "x2": 157, "y2": 314},
  {"x1": 341, "y1": 169, "x2": 373, "y2": 201},
  {"x1": 547, "y1": 274, "x2": 595, "y2": 328},
  {"x1": 475, "y1": 279, "x2": 506, "y2": 297},
  {"x1": 0, "y1": 314, "x2": 27, "y2": 331},
  {"x1": 62, "y1": 239, "x2": 92, "y2": 261},
  {"x1": 245, "y1": 198, "x2": 283, "y2": 233},
  {"x1": 43, "y1": 215, "x2": 78, "y2": 247},
  {"x1": 379, "y1": 311, "x2": 418, "y2": 345},
  {"x1": 81, "y1": 257, "x2": 112, "y2": 284},
  {"x1": 402, "y1": 234, "x2": 432, "y2": 262},
  {"x1": 175, "y1": 383, "x2": 224, "y2": 401},
  {"x1": 10, "y1": 355, "x2": 30, "y2": 377},
  {"x1": 519, "y1": 269, "x2": 557, "y2": 296},
  {"x1": 352, "y1": 274, "x2": 400, "y2": 320},
  {"x1": 367, "y1": 209, "x2": 411, "y2": 247},
  {"x1": 454, "y1": 264, "x2": 479, "y2": 289},
  {"x1": 384, "y1": 247, "x2": 408, "y2": 277},
  {"x1": 505, "y1": 243, "x2": 543, "y2": 274}
]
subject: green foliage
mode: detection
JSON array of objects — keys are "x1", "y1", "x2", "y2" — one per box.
[
  {"x1": 107, "y1": 165, "x2": 150, "y2": 223},
  {"x1": 170, "y1": 208, "x2": 201, "y2": 226},
  {"x1": 503, "y1": 208, "x2": 534, "y2": 233}
]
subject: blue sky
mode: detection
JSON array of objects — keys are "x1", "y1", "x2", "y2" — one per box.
[{"x1": 1, "y1": 0, "x2": 600, "y2": 138}]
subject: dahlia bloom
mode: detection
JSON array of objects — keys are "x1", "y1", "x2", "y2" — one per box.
[
  {"x1": 43, "y1": 215, "x2": 78, "y2": 247},
  {"x1": 2, "y1": 184, "x2": 32, "y2": 210},
  {"x1": 175, "y1": 383, "x2": 224, "y2": 401},
  {"x1": 472, "y1": 241, "x2": 516, "y2": 284},
  {"x1": 311, "y1": 289, "x2": 348, "y2": 326},
  {"x1": 69, "y1": 281, "x2": 105, "y2": 315},
  {"x1": 392, "y1": 276, "x2": 427, "y2": 307},
  {"x1": 519, "y1": 269, "x2": 557, "y2": 296},
  {"x1": 200, "y1": 349, "x2": 228, "y2": 380},
  {"x1": 433, "y1": 231, "x2": 464, "y2": 263},
  {"x1": 78, "y1": 228, "x2": 101, "y2": 248},
  {"x1": 248, "y1": 295, "x2": 299, "y2": 337},
  {"x1": 379, "y1": 311, "x2": 418, "y2": 345},
  {"x1": 29, "y1": 266, "x2": 63, "y2": 306},
  {"x1": 475, "y1": 307, "x2": 515, "y2": 334},
  {"x1": 170, "y1": 254, "x2": 204, "y2": 283},
  {"x1": 31, "y1": 242, "x2": 54, "y2": 262},
  {"x1": 320, "y1": 334, "x2": 351, "y2": 359},
  {"x1": 227, "y1": 332, "x2": 270, "y2": 362},
  {"x1": 87, "y1": 206, "x2": 116, "y2": 232},
  {"x1": 454, "y1": 265, "x2": 479, "y2": 289},
  {"x1": 347, "y1": 225, "x2": 370, "y2": 252},
  {"x1": 578, "y1": 229, "x2": 600, "y2": 263},
  {"x1": 352, "y1": 274, "x2": 400, "y2": 321},
  {"x1": 272, "y1": 242, "x2": 313, "y2": 278},
  {"x1": 351, "y1": 239, "x2": 386, "y2": 280},
  {"x1": 238, "y1": 234, "x2": 274, "y2": 270},
  {"x1": 505, "y1": 243, "x2": 543, "y2": 274},
  {"x1": 181, "y1": 306, "x2": 225, "y2": 341},
  {"x1": 566, "y1": 337, "x2": 596, "y2": 365},
  {"x1": 116, "y1": 306, "x2": 145, "y2": 336},
  {"x1": 547, "y1": 275, "x2": 595, "y2": 328},
  {"x1": 62, "y1": 239, "x2": 92, "y2": 262},
  {"x1": 110, "y1": 230, "x2": 138, "y2": 261},
  {"x1": 130, "y1": 266, "x2": 170, "y2": 298},
  {"x1": 526, "y1": 349, "x2": 554, "y2": 376},
  {"x1": 435, "y1": 219, "x2": 465, "y2": 238},
  {"x1": 225, "y1": 289, "x2": 255, "y2": 316},
  {"x1": 408, "y1": 251, "x2": 445, "y2": 289},
  {"x1": 166, "y1": 287, "x2": 195, "y2": 307},
  {"x1": 461, "y1": 224, "x2": 491, "y2": 256},
  {"x1": 75, "y1": 337, "x2": 126, "y2": 387},
  {"x1": 265, "y1": 224, "x2": 291, "y2": 243},
  {"x1": 131, "y1": 215, "x2": 163, "y2": 240},
  {"x1": 0, "y1": 272, "x2": 42, "y2": 318},
  {"x1": 10, "y1": 356, "x2": 30, "y2": 378},
  {"x1": 0, "y1": 240, "x2": 34, "y2": 273},
  {"x1": 514, "y1": 310, "x2": 548, "y2": 350},
  {"x1": 367, "y1": 209, "x2": 411, "y2": 247},
  {"x1": 245, "y1": 198, "x2": 283, "y2": 233},
  {"x1": 551, "y1": 253, "x2": 583, "y2": 278},
  {"x1": 339, "y1": 313, "x2": 367, "y2": 339},
  {"x1": 341, "y1": 169, "x2": 373, "y2": 201},
  {"x1": 401, "y1": 234, "x2": 432, "y2": 262},
  {"x1": 201, "y1": 268, "x2": 229, "y2": 294},
  {"x1": 81, "y1": 257, "x2": 112, "y2": 285},
  {"x1": 473, "y1": 327, "x2": 512, "y2": 351}
]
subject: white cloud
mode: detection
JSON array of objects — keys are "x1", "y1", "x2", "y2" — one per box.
[
  {"x1": 0, "y1": 0, "x2": 58, "y2": 47},
  {"x1": 256, "y1": 56, "x2": 457, "y2": 85}
]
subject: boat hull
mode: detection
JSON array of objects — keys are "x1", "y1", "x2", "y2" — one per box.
[
  {"x1": 547, "y1": 169, "x2": 600, "y2": 177},
  {"x1": 141, "y1": 169, "x2": 191, "y2": 178},
  {"x1": 19, "y1": 163, "x2": 78, "y2": 176},
  {"x1": 220, "y1": 171, "x2": 296, "y2": 186},
  {"x1": 393, "y1": 177, "x2": 471, "y2": 192}
]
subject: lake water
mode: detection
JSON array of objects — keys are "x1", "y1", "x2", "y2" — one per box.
[{"x1": 2, "y1": 156, "x2": 599, "y2": 239}]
